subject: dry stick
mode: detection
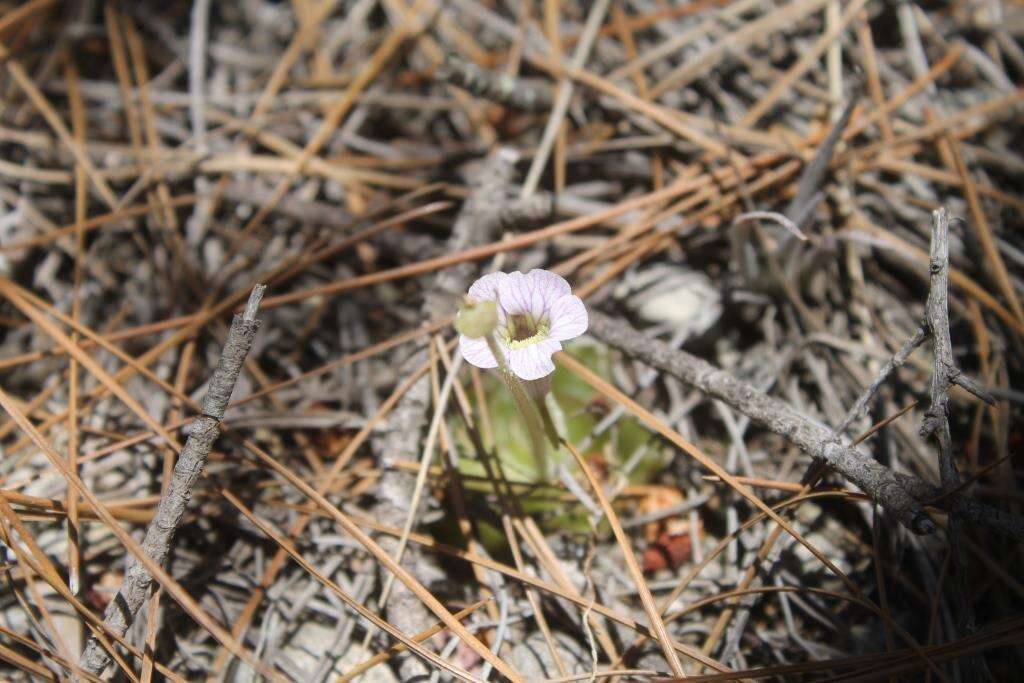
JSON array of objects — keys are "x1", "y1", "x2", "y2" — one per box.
[
  {"x1": 143, "y1": 311, "x2": 202, "y2": 676},
  {"x1": 0, "y1": 382, "x2": 277, "y2": 681},
  {"x1": 832, "y1": 327, "x2": 927, "y2": 438},
  {"x1": 850, "y1": 214, "x2": 1024, "y2": 338},
  {"x1": 2, "y1": 280, "x2": 439, "y2": 480},
  {"x1": 142, "y1": 349, "x2": 200, "y2": 682},
  {"x1": 920, "y1": 207, "x2": 985, "y2": 680},
  {"x1": 587, "y1": 310, "x2": 932, "y2": 534},
  {"x1": 78, "y1": 286, "x2": 266, "y2": 676},
  {"x1": 589, "y1": 305, "x2": 1019, "y2": 544},
  {"x1": 588, "y1": 303, "x2": 1019, "y2": 663},
  {"x1": 737, "y1": 168, "x2": 914, "y2": 633},
  {"x1": 554, "y1": 356, "x2": 946, "y2": 679},
  {"x1": 703, "y1": 371, "x2": 925, "y2": 664}
]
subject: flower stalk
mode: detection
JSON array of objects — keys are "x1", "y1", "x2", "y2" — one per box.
[
  {"x1": 485, "y1": 334, "x2": 551, "y2": 478},
  {"x1": 533, "y1": 391, "x2": 561, "y2": 449}
]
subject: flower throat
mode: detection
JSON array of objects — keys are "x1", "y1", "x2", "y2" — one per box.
[{"x1": 505, "y1": 313, "x2": 550, "y2": 348}]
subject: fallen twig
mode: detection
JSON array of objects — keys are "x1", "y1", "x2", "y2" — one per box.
[
  {"x1": 920, "y1": 207, "x2": 988, "y2": 679},
  {"x1": 79, "y1": 285, "x2": 265, "y2": 676},
  {"x1": 589, "y1": 310, "x2": 1024, "y2": 544},
  {"x1": 589, "y1": 310, "x2": 934, "y2": 533}
]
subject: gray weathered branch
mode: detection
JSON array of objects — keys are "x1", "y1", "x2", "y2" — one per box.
[
  {"x1": 921, "y1": 207, "x2": 988, "y2": 679},
  {"x1": 833, "y1": 325, "x2": 927, "y2": 438},
  {"x1": 79, "y1": 285, "x2": 265, "y2": 676},
  {"x1": 589, "y1": 297, "x2": 1024, "y2": 542},
  {"x1": 589, "y1": 310, "x2": 936, "y2": 532}
]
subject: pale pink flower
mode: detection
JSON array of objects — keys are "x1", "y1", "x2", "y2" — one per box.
[{"x1": 458, "y1": 269, "x2": 588, "y2": 380}]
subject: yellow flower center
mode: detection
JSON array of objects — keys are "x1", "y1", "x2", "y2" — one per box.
[{"x1": 503, "y1": 313, "x2": 549, "y2": 349}]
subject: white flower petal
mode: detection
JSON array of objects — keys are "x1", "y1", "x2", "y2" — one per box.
[
  {"x1": 459, "y1": 335, "x2": 498, "y2": 369},
  {"x1": 506, "y1": 339, "x2": 561, "y2": 380},
  {"x1": 496, "y1": 271, "x2": 538, "y2": 318},
  {"x1": 526, "y1": 269, "x2": 571, "y2": 298},
  {"x1": 497, "y1": 270, "x2": 568, "y2": 321},
  {"x1": 467, "y1": 272, "x2": 508, "y2": 302},
  {"x1": 547, "y1": 295, "x2": 588, "y2": 341}
]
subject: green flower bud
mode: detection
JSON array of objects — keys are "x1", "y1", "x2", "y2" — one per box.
[{"x1": 454, "y1": 297, "x2": 498, "y2": 338}]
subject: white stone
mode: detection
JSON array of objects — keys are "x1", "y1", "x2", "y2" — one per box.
[{"x1": 615, "y1": 264, "x2": 722, "y2": 337}]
